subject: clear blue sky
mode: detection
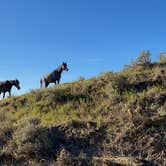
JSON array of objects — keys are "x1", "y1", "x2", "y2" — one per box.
[{"x1": 0, "y1": 0, "x2": 166, "y2": 95}]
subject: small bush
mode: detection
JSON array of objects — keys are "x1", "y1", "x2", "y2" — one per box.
[
  {"x1": 78, "y1": 76, "x2": 86, "y2": 81},
  {"x1": 10, "y1": 118, "x2": 57, "y2": 160},
  {"x1": 110, "y1": 74, "x2": 129, "y2": 94},
  {"x1": 0, "y1": 121, "x2": 13, "y2": 148},
  {"x1": 130, "y1": 50, "x2": 152, "y2": 67},
  {"x1": 159, "y1": 52, "x2": 166, "y2": 63}
]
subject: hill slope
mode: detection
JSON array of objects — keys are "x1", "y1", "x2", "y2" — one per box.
[{"x1": 0, "y1": 60, "x2": 166, "y2": 165}]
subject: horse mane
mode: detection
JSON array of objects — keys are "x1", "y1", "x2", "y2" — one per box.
[
  {"x1": 55, "y1": 64, "x2": 63, "y2": 73},
  {"x1": 5, "y1": 80, "x2": 10, "y2": 84},
  {"x1": 6, "y1": 80, "x2": 19, "y2": 85}
]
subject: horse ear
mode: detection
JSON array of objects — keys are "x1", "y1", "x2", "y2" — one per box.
[{"x1": 15, "y1": 79, "x2": 19, "y2": 83}]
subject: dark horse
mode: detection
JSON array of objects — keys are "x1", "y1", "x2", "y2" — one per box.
[
  {"x1": 40, "y1": 62, "x2": 68, "y2": 88},
  {"x1": 0, "y1": 79, "x2": 20, "y2": 99}
]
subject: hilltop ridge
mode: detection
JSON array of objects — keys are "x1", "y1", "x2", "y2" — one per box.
[{"x1": 0, "y1": 53, "x2": 166, "y2": 165}]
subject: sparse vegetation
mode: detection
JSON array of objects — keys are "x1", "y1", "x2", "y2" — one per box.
[{"x1": 0, "y1": 52, "x2": 166, "y2": 165}]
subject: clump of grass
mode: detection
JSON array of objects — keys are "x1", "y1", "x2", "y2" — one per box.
[{"x1": 56, "y1": 148, "x2": 72, "y2": 165}]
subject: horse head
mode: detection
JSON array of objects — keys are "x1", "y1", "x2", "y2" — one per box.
[
  {"x1": 62, "y1": 62, "x2": 68, "y2": 71},
  {"x1": 14, "y1": 79, "x2": 21, "y2": 90}
]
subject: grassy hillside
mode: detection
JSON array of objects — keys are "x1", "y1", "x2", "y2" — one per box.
[{"x1": 0, "y1": 56, "x2": 166, "y2": 165}]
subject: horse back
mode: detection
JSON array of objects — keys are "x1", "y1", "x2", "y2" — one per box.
[
  {"x1": 43, "y1": 70, "x2": 60, "y2": 83},
  {"x1": 0, "y1": 81, "x2": 11, "y2": 92}
]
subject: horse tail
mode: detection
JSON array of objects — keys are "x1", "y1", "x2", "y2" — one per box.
[{"x1": 40, "y1": 79, "x2": 43, "y2": 88}]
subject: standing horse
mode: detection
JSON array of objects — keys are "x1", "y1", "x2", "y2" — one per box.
[
  {"x1": 40, "y1": 62, "x2": 68, "y2": 88},
  {"x1": 0, "y1": 79, "x2": 20, "y2": 99}
]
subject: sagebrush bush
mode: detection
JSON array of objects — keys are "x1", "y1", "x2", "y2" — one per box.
[
  {"x1": 9, "y1": 118, "x2": 57, "y2": 160},
  {"x1": 130, "y1": 50, "x2": 152, "y2": 67},
  {"x1": 0, "y1": 121, "x2": 13, "y2": 149}
]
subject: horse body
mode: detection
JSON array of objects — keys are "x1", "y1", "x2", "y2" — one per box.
[
  {"x1": 0, "y1": 80, "x2": 20, "y2": 99},
  {"x1": 40, "y1": 62, "x2": 68, "y2": 88},
  {"x1": 44, "y1": 70, "x2": 60, "y2": 83}
]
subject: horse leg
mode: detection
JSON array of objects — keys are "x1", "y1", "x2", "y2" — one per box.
[
  {"x1": 45, "y1": 81, "x2": 49, "y2": 88},
  {"x1": 40, "y1": 79, "x2": 43, "y2": 88},
  {"x1": 57, "y1": 79, "x2": 60, "y2": 84},
  {"x1": 3, "y1": 92, "x2": 5, "y2": 99},
  {"x1": 9, "y1": 91, "x2": 11, "y2": 97},
  {"x1": 42, "y1": 79, "x2": 48, "y2": 88}
]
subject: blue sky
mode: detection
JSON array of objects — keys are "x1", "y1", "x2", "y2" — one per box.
[{"x1": 0, "y1": 0, "x2": 166, "y2": 95}]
